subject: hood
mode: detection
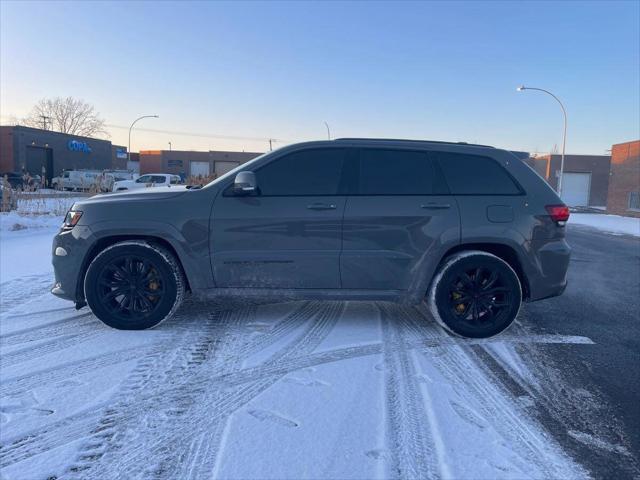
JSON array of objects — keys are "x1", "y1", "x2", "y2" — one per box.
[{"x1": 75, "y1": 186, "x2": 189, "y2": 206}]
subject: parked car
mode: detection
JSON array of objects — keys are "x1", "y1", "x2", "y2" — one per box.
[
  {"x1": 99, "y1": 170, "x2": 138, "y2": 192},
  {"x1": 112, "y1": 173, "x2": 182, "y2": 192},
  {"x1": 52, "y1": 138, "x2": 571, "y2": 337},
  {"x1": 52, "y1": 170, "x2": 102, "y2": 191}
]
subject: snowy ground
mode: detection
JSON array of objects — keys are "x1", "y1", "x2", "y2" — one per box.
[
  {"x1": 1, "y1": 212, "x2": 637, "y2": 479},
  {"x1": 570, "y1": 213, "x2": 640, "y2": 237}
]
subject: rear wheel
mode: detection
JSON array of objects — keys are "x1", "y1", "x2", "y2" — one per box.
[
  {"x1": 427, "y1": 251, "x2": 522, "y2": 338},
  {"x1": 84, "y1": 241, "x2": 185, "y2": 330}
]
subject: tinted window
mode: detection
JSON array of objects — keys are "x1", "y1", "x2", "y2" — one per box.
[
  {"x1": 136, "y1": 175, "x2": 151, "y2": 183},
  {"x1": 151, "y1": 175, "x2": 167, "y2": 183},
  {"x1": 256, "y1": 148, "x2": 346, "y2": 196},
  {"x1": 358, "y1": 148, "x2": 445, "y2": 195},
  {"x1": 435, "y1": 152, "x2": 521, "y2": 194}
]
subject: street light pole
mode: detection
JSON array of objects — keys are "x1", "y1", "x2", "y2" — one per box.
[
  {"x1": 128, "y1": 115, "x2": 159, "y2": 164},
  {"x1": 168, "y1": 141, "x2": 172, "y2": 151},
  {"x1": 517, "y1": 85, "x2": 567, "y2": 198},
  {"x1": 324, "y1": 122, "x2": 331, "y2": 140}
]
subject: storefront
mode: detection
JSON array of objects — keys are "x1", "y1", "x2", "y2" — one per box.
[{"x1": 0, "y1": 125, "x2": 128, "y2": 185}]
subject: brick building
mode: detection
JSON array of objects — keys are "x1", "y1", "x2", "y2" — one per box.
[
  {"x1": 526, "y1": 154, "x2": 611, "y2": 207},
  {"x1": 0, "y1": 125, "x2": 128, "y2": 185},
  {"x1": 139, "y1": 149, "x2": 263, "y2": 178},
  {"x1": 606, "y1": 140, "x2": 640, "y2": 217}
]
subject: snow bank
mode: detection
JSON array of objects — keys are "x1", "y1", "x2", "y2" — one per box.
[
  {"x1": 570, "y1": 213, "x2": 640, "y2": 237},
  {"x1": 0, "y1": 211, "x2": 64, "y2": 233},
  {"x1": 0, "y1": 195, "x2": 85, "y2": 233}
]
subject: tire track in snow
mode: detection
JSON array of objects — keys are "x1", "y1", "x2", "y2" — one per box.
[
  {"x1": 0, "y1": 312, "x2": 94, "y2": 348},
  {"x1": 154, "y1": 301, "x2": 345, "y2": 480},
  {"x1": 70, "y1": 304, "x2": 308, "y2": 477},
  {"x1": 65, "y1": 306, "x2": 237, "y2": 477},
  {"x1": 379, "y1": 303, "x2": 441, "y2": 479},
  {"x1": 0, "y1": 274, "x2": 53, "y2": 313},
  {"x1": 0, "y1": 404, "x2": 106, "y2": 469},
  {"x1": 0, "y1": 344, "x2": 160, "y2": 397},
  {"x1": 0, "y1": 330, "x2": 101, "y2": 368},
  {"x1": 84, "y1": 302, "x2": 344, "y2": 480},
  {"x1": 0, "y1": 305, "x2": 232, "y2": 474},
  {"x1": 396, "y1": 305, "x2": 586, "y2": 479}
]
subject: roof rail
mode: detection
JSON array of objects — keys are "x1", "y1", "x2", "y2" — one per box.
[{"x1": 334, "y1": 138, "x2": 495, "y2": 148}]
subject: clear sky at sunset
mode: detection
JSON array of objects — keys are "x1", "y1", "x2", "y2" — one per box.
[{"x1": 1, "y1": 1, "x2": 638, "y2": 154}]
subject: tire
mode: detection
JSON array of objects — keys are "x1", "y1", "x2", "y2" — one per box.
[
  {"x1": 427, "y1": 251, "x2": 522, "y2": 338},
  {"x1": 84, "y1": 241, "x2": 185, "y2": 330}
]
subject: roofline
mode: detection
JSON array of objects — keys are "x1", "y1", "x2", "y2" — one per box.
[{"x1": 334, "y1": 138, "x2": 495, "y2": 148}]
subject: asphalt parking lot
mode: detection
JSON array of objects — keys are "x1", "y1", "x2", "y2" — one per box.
[{"x1": 521, "y1": 225, "x2": 640, "y2": 478}]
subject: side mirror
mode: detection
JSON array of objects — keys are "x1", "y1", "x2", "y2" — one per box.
[{"x1": 233, "y1": 171, "x2": 257, "y2": 194}]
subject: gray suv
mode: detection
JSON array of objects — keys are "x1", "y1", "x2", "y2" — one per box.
[{"x1": 52, "y1": 139, "x2": 571, "y2": 338}]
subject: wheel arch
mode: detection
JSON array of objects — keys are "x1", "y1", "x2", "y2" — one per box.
[
  {"x1": 76, "y1": 235, "x2": 192, "y2": 303},
  {"x1": 438, "y1": 243, "x2": 530, "y2": 300}
]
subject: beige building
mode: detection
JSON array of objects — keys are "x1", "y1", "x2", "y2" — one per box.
[{"x1": 140, "y1": 149, "x2": 263, "y2": 178}]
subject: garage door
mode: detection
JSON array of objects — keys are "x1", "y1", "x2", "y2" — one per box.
[
  {"x1": 561, "y1": 172, "x2": 591, "y2": 206},
  {"x1": 190, "y1": 161, "x2": 210, "y2": 177},
  {"x1": 215, "y1": 161, "x2": 240, "y2": 176}
]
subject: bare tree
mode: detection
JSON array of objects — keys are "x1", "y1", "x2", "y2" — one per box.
[{"x1": 23, "y1": 97, "x2": 108, "y2": 138}]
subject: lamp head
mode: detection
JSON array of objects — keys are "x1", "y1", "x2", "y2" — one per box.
[{"x1": 517, "y1": 85, "x2": 526, "y2": 92}]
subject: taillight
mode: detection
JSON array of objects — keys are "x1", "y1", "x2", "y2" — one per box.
[{"x1": 545, "y1": 204, "x2": 570, "y2": 225}]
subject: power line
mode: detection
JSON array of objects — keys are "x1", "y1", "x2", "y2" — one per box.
[{"x1": 105, "y1": 123, "x2": 290, "y2": 144}]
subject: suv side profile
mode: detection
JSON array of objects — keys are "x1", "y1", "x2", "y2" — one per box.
[{"x1": 52, "y1": 139, "x2": 570, "y2": 338}]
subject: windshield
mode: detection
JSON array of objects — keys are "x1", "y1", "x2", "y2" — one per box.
[{"x1": 202, "y1": 151, "x2": 272, "y2": 189}]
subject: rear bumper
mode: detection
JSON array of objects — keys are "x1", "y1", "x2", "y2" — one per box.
[{"x1": 526, "y1": 238, "x2": 571, "y2": 302}]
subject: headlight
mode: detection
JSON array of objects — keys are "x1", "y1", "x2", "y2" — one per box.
[{"x1": 62, "y1": 210, "x2": 83, "y2": 230}]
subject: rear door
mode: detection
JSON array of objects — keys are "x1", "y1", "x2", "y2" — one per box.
[
  {"x1": 211, "y1": 147, "x2": 348, "y2": 289},
  {"x1": 341, "y1": 147, "x2": 460, "y2": 290}
]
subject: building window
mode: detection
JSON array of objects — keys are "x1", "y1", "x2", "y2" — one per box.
[
  {"x1": 628, "y1": 192, "x2": 640, "y2": 211},
  {"x1": 168, "y1": 159, "x2": 183, "y2": 168}
]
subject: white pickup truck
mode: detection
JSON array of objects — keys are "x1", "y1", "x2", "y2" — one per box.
[{"x1": 112, "y1": 173, "x2": 183, "y2": 192}]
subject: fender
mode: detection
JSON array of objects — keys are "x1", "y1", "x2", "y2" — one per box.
[{"x1": 86, "y1": 219, "x2": 213, "y2": 292}]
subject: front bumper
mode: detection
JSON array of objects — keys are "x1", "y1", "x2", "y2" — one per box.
[{"x1": 51, "y1": 225, "x2": 94, "y2": 302}]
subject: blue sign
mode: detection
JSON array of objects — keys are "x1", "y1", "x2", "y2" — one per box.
[{"x1": 67, "y1": 139, "x2": 92, "y2": 153}]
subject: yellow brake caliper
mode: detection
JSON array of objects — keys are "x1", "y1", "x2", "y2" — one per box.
[{"x1": 452, "y1": 291, "x2": 466, "y2": 313}]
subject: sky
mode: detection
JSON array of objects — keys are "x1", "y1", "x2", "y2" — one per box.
[{"x1": 1, "y1": 1, "x2": 639, "y2": 155}]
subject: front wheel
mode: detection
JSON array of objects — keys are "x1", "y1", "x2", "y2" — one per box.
[
  {"x1": 84, "y1": 241, "x2": 185, "y2": 330},
  {"x1": 427, "y1": 251, "x2": 522, "y2": 338}
]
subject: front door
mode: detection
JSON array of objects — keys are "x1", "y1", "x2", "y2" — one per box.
[
  {"x1": 211, "y1": 147, "x2": 348, "y2": 289},
  {"x1": 341, "y1": 147, "x2": 460, "y2": 290}
]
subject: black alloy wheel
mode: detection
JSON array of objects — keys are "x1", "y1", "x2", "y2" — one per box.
[
  {"x1": 97, "y1": 255, "x2": 165, "y2": 321},
  {"x1": 429, "y1": 252, "x2": 522, "y2": 338},
  {"x1": 448, "y1": 266, "x2": 512, "y2": 327},
  {"x1": 85, "y1": 242, "x2": 183, "y2": 330}
]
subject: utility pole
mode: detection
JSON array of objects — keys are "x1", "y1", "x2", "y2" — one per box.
[
  {"x1": 40, "y1": 115, "x2": 51, "y2": 130},
  {"x1": 269, "y1": 139, "x2": 273, "y2": 151},
  {"x1": 168, "y1": 141, "x2": 172, "y2": 151}
]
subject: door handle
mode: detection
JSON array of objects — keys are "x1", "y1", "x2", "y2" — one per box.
[
  {"x1": 420, "y1": 203, "x2": 451, "y2": 210},
  {"x1": 307, "y1": 203, "x2": 337, "y2": 210}
]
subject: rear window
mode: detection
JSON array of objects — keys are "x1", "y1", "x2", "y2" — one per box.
[
  {"x1": 358, "y1": 148, "x2": 446, "y2": 195},
  {"x1": 435, "y1": 152, "x2": 521, "y2": 195}
]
